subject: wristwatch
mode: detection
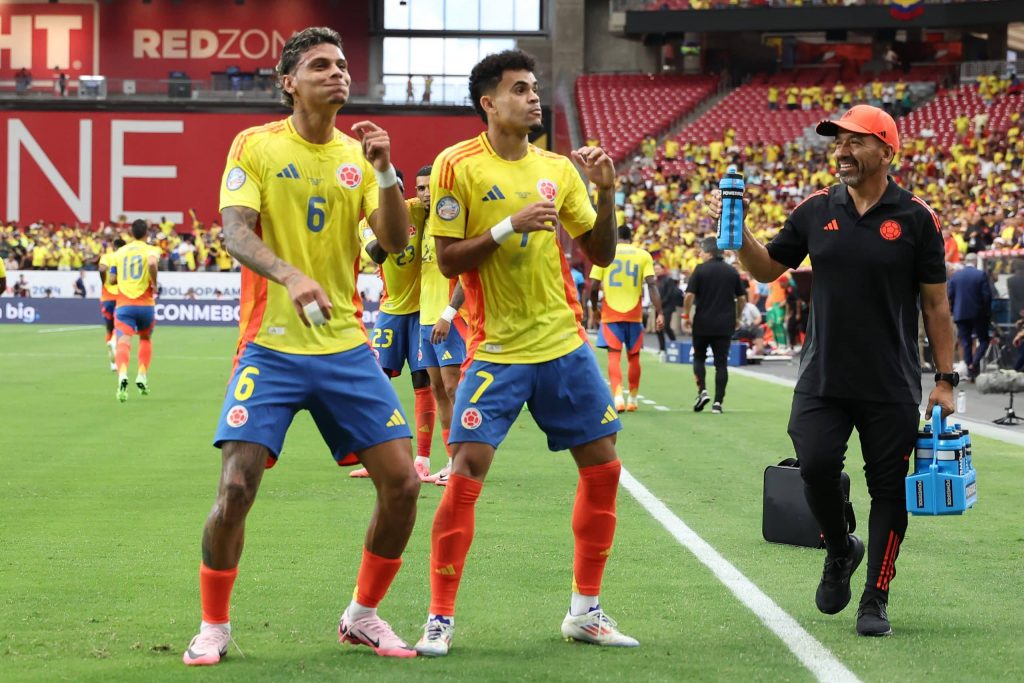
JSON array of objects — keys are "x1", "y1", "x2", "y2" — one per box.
[{"x1": 934, "y1": 371, "x2": 960, "y2": 387}]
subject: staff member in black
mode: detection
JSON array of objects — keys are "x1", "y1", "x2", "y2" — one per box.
[
  {"x1": 683, "y1": 236, "x2": 746, "y2": 413},
  {"x1": 709, "y1": 105, "x2": 956, "y2": 636}
]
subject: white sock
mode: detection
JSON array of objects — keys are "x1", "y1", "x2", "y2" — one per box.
[
  {"x1": 415, "y1": 455, "x2": 431, "y2": 469},
  {"x1": 570, "y1": 592, "x2": 599, "y2": 616},
  {"x1": 200, "y1": 620, "x2": 230, "y2": 632},
  {"x1": 346, "y1": 600, "x2": 376, "y2": 621}
]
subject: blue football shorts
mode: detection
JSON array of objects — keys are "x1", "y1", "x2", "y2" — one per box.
[
  {"x1": 371, "y1": 311, "x2": 422, "y2": 377},
  {"x1": 449, "y1": 343, "x2": 622, "y2": 452},
  {"x1": 418, "y1": 316, "x2": 467, "y2": 369},
  {"x1": 114, "y1": 305, "x2": 155, "y2": 337},
  {"x1": 100, "y1": 300, "x2": 116, "y2": 323},
  {"x1": 213, "y1": 342, "x2": 412, "y2": 465},
  {"x1": 596, "y1": 321, "x2": 644, "y2": 353}
]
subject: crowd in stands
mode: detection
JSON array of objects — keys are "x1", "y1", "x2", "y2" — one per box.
[{"x1": 1, "y1": 216, "x2": 240, "y2": 274}]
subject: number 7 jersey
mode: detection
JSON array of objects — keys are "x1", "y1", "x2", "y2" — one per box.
[
  {"x1": 219, "y1": 117, "x2": 379, "y2": 355},
  {"x1": 589, "y1": 243, "x2": 654, "y2": 323},
  {"x1": 429, "y1": 132, "x2": 597, "y2": 364}
]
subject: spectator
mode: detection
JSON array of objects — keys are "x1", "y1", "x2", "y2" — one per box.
[
  {"x1": 947, "y1": 253, "x2": 993, "y2": 380},
  {"x1": 74, "y1": 270, "x2": 86, "y2": 298},
  {"x1": 422, "y1": 74, "x2": 433, "y2": 103},
  {"x1": 1008, "y1": 260, "x2": 1024, "y2": 322}
]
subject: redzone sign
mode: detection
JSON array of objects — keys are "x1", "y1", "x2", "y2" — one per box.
[{"x1": 133, "y1": 28, "x2": 287, "y2": 61}]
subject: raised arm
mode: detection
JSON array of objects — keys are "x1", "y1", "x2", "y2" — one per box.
[
  {"x1": 707, "y1": 189, "x2": 790, "y2": 283},
  {"x1": 222, "y1": 205, "x2": 331, "y2": 327},
  {"x1": 572, "y1": 146, "x2": 616, "y2": 268},
  {"x1": 353, "y1": 120, "x2": 409, "y2": 254}
]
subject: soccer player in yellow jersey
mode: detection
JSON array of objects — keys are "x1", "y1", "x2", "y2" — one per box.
[
  {"x1": 417, "y1": 164, "x2": 469, "y2": 486},
  {"x1": 183, "y1": 28, "x2": 419, "y2": 666},
  {"x1": 589, "y1": 225, "x2": 663, "y2": 413},
  {"x1": 349, "y1": 169, "x2": 444, "y2": 483},
  {"x1": 109, "y1": 222, "x2": 158, "y2": 402},
  {"x1": 414, "y1": 50, "x2": 638, "y2": 656},
  {"x1": 98, "y1": 238, "x2": 125, "y2": 371},
  {"x1": 0, "y1": 255, "x2": 5, "y2": 294}
]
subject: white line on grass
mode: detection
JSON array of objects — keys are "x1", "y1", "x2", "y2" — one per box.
[
  {"x1": 36, "y1": 326, "x2": 100, "y2": 334},
  {"x1": 618, "y1": 467, "x2": 863, "y2": 683}
]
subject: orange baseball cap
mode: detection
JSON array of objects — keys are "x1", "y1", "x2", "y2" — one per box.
[{"x1": 816, "y1": 104, "x2": 900, "y2": 154}]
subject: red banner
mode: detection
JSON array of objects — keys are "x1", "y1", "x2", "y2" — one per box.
[
  {"x1": 0, "y1": 111, "x2": 483, "y2": 226},
  {"x1": 0, "y1": 0, "x2": 370, "y2": 85}
]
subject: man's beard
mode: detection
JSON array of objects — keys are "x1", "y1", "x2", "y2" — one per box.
[{"x1": 529, "y1": 122, "x2": 545, "y2": 134}]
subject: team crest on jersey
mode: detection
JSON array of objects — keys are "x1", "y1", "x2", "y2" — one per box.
[
  {"x1": 537, "y1": 179, "x2": 558, "y2": 201},
  {"x1": 461, "y1": 407, "x2": 482, "y2": 430},
  {"x1": 436, "y1": 196, "x2": 461, "y2": 221},
  {"x1": 336, "y1": 164, "x2": 362, "y2": 189},
  {"x1": 879, "y1": 220, "x2": 902, "y2": 241},
  {"x1": 226, "y1": 405, "x2": 249, "y2": 428},
  {"x1": 408, "y1": 224, "x2": 418, "y2": 235},
  {"x1": 225, "y1": 167, "x2": 247, "y2": 191},
  {"x1": 361, "y1": 226, "x2": 374, "y2": 240}
]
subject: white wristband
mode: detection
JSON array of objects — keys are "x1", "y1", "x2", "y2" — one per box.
[
  {"x1": 374, "y1": 164, "x2": 398, "y2": 189},
  {"x1": 303, "y1": 300, "x2": 326, "y2": 326},
  {"x1": 489, "y1": 217, "x2": 515, "y2": 244},
  {"x1": 441, "y1": 306, "x2": 458, "y2": 323}
]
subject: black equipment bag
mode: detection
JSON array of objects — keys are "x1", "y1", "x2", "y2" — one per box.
[{"x1": 762, "y1": 458, "x2": 856, "y2": 548}]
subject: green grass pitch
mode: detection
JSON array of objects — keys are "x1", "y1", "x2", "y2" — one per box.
[{"x1": 2, "y1": 324, "x2": 1022, "y2": 682}]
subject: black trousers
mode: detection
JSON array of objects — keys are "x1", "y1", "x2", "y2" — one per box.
[
  {"x1": 788, "y1": 392, "x2": 919, "y2": 600},
  {"x1": 691, "y1": 334, "x2": 731, "y2": 402}
]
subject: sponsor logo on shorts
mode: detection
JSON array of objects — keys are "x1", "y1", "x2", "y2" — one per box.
[
  {"x1": 436, "y1": 195, "x2": 460, "y2": 221},
  {"x1": 226, "y1": 167, "x2": 247, "y2": 191},
  {"x1": 461, "y1": 407, "x2": 482, "y2": 430},
  {"x1": 226, "y1": 405, "x2": 249, "y2": 428}
]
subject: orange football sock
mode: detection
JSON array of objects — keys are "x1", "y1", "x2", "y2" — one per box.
[
  {"x1": 571, "y1": 459, "x2": 621, "y2": 596},
  {"x1": 354, "y1": 547, "x2": 402, "y2": 608},
  {"x1": 441, "y1": 428, "x2": 451, "y2": 456},
  {"x1": 414, "y1": 386, "x2": 436, "y2": 457},
  {"x1": 200, "y1": 563, "x2": 238, "y2": 624},
  {"x1": 627, "y1": 352, "x2": 641, "y2": 394},
  {"x1": 429, "y1": 474, "x2": 482, "y2": 615},
  {"x1": 138, "y1": 338, "x2": 152, "y2": 375},
  {"x1": 607, "y1": 350, "x2": 623, "y2": 397},
  {"x1": 115, "y1": 337, "x2": 131, "y2": 373}
]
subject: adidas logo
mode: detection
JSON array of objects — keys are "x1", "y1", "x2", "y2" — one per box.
[
  {"x1": 823, "y1": 219, "x2": 840, "y2": 232},
  {"x1": 481, "y1": 184, "x2": 505, "y2": 202},
  {"x1": 418, "y1": 425, "x2": 430, "y2": 433},
  {"x1": 435, "y1": 564, "x2": 456, "y2": 576},
  {"x1": 441, "y1": 350, "x2": 453, "y2": 361},
  {"x1": 386, "y1": 409, "x2": 407, "y2": 427},
  {"x1": 276, "y1": 163, "x2": 300, "y2": 179},
  {"x1": 601, "y1": 405, "x2": 617, "y2": 425}
]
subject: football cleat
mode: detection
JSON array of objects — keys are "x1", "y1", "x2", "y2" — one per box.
[
  {"x1": 349, "y1": 467, "x2": 370, "y2": 478},
  {"x1": 338, "y1": 610, "x2": 416, "y2": 658},
  {"x1": 561, "y1": 607, "x2": 639, "y2": 647},
  {"x1": 625, "y1": 395, "x2": 638, "y2": 412},
  {"x1": 711, "y1": 402, "x2": 723, "y2": 414},
  {"x1": 415, "y1": 615, "x2": 454, "y2": 657},
  {"x1": 693, "y1": 390, "x2": 710, "y2": 412},
  {"x1": 657, "y1": 350, "x2": 668, "y2": 363},
  {"x1": 614, "y1": 395, "x2": 626, "y2": 413},
  {"x1": 414, "y1": 460, "x2": 439, "y2": 483},
  {"x1": 136, "y1": 374, "x2": 150, "y2": 396},
  {"x1": 116, "y1": 377, "x2": 129, "y2": 403},
  {"x1": 434, "y1": 463, "x2": 451, "y2": 487},
  {"x1": 182, "y1": 623, "x2": 232, "y2": 666}
]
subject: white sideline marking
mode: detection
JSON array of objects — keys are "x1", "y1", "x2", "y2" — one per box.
[
  {"x1": 641, "y1": 399, "x2": 657, "y2": 405},
  {"x1": 36, "y1": 326, "x2": 99, "y2": 334},
  {"x1": 654, "y1": 405, "x2": 670, "y2": 411},
  {"x1": 619, "y1": 467, "x2": 863, "y2": 683}
]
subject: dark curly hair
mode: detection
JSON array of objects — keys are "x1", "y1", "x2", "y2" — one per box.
[
  {"x1": 468, "y1": 49, "x2": 537, "y2": 124},
  {"x1": 276, "y1": 27, "x2": 344, "y2": 107}
]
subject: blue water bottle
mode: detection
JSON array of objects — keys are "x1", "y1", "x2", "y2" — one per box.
[{"x1": 717, "y1": 168, "x2": 744, "y2": 250}]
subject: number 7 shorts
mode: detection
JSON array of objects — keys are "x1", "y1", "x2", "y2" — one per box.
[
  {"x1": 449, "y1": 343, "x2": 622, "y2": 452},
  {"x1": 213, "y1": 342, "x2": 412, "y2": 466}
]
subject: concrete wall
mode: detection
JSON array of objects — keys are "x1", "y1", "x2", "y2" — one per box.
[{"x1": 584, "y1": 0, "x2": 658, "y2": 74}]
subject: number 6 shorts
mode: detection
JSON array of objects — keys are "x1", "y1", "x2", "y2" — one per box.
[
  {"x1": 449, "y1": 343, "x2": 622, "y2": 452},
  {"x1": 213, "y1": 341, "x2": 412, "y2": 466}
]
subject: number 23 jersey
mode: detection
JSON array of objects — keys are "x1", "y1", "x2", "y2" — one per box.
[{"x1": 219, "y1": 117, "x2": 379, "y2": 355}]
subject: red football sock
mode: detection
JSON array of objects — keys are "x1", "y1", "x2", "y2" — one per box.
[
  {"x1": 607, "y1": 349, "x2": 623, "y2": 396},
  {"x1": 414, "y1": 386, "x2": 436, "y2": 457},
  {"x1": 115, "y1": 336, "x2": 131, "y2": 373},
  {"x1": 354, "y1": 547, "x2": 402, "y2": 608},
  {"x1": 441, "y1": 428, "x2": 451, "y2": 456},
  {"x1": 200, "y1": 563, "x2": 238, "y2": 624},
  {"x1": 138, "y1": 338, "x2": 152, "y2": 375},
  {"x1": 572, "y1": 460, "x2": 621, "y2": 596},
  {"x1": 429, "y1": 474, "x2": 482, "y2": 615},
  {"x1": 627, "y1": 352, "x2": 641, "y2": 393}
]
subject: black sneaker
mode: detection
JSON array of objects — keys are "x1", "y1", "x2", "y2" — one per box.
[
  {"x1": 815, "y1": 533, "x2": 864, "y2": 615},
  {"x1": 693, "y1": 390, "x2": 710, "y2": 412},
  {"x1": 856, "y1": 596, "x2": 893, "y2": 636},
  {"x1": 711, "y1": 402, "x2": 723, "y2": 414}
]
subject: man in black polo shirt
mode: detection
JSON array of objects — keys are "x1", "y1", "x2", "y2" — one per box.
[
  {"x1": 683, "y1": 237, "x2": 745, "y2": 413},
  {"x1": 710, "y1": 105, "x2": 956, "y2": 637}
]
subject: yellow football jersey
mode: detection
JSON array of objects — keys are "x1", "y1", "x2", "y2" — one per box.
[
  {"x1": 419, "y1": 219, "x2": 462, "y2": 326},
  {"x1": 589, "y1": 244, "x2": 654, "y2": 323},
  {"x1": 359, "y1": 197, "x2": 424, "y2": 316},
  {"x1": 219, "y1": 117, "x2": 380, "y2": 355},
  {"x1": 112, "y1": 241, "x2": 159, "y2": 306},
  {"x1": 98, "y1": 252, "x2": 118, "y2": 301},
  {"x1": 429, "y1": 132, "x2": 596, "y2": 363}
]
